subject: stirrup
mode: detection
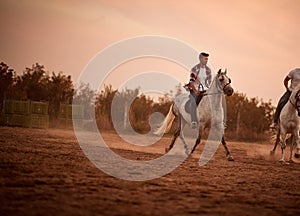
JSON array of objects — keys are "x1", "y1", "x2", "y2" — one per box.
[{"x1": 191, "y1": 122, "x2": 198, "y2": 129}]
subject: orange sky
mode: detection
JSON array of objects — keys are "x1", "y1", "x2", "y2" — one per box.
[{"x1": 0, "y1": 0, "x2": 300, "y2": 104}]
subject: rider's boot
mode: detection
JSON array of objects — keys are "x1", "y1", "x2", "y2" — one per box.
[{"x1": 269, "y1": 122, "x2": 278, "y2": 129}]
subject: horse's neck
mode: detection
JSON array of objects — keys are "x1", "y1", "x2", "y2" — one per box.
[
  {"x1": 207, "y1": 77, "x2": 221, "y2": 94},
  {"x1": 208, "y1": 93, "x2": 222, "y2": 110},
  {"x1": 199, "y1": 79, "x2": 223, "y2": 118},
  {"x1": 206, "y1": 78, "x2": 223, "y2": 107},
  {"x1": 286, "y1": 99, "x2": 296, "y2": 113}
]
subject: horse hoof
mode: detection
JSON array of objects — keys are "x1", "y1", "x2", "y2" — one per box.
[
  {"x1": 279, "y1": 159, "x2": 289, "y2": 164},
  {"x1": 185, "y1": 149, "x2": 191, "y2": 155},
  {"x1": 289, "y1": 159, "x2": 295, "y2": 163},
  {"x1": 270, "y1": 150, "x2": 275, "y2": 156},
  {"x1": 294, "y1": 153, "x2": 300, "y2": 158},
  {"x1": 227, "y1": 155, "x2": 234, "y2": 161}
]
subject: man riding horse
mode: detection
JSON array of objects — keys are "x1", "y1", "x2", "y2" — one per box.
[
  {"x1": 185, "y1": 52, "x2": 212, "y2": 129},
  {"x1": 270, "y1": 68, "x2": 300, "y2": 129}
]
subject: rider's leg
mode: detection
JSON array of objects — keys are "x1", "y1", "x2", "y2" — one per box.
[
  {"x1": 271, "y1": 90, "x2": 291, "y2": 127},
  {"x1": 189, "y1": 90, "x2": 198, "y2": 128}
]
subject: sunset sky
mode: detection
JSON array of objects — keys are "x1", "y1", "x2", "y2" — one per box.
[{"x1": 0, "y1": 0, "x2": 299, "y2": 105}]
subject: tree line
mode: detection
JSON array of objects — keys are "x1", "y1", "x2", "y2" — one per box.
[
  {"x1": 0, "y1": 61, "x2": 274, "y2": 141},
  {"x1": 0, "y1": 62, "x2": 74, "y2": 119},
  {"x1": 95, "y1": 84, "x2": 274, "y2": 141}
]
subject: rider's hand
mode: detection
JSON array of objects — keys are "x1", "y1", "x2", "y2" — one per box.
[{"x1": 189, "y1": 81, "x2": 200, "y2": 95}]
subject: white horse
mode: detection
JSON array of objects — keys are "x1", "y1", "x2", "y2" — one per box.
[
  {"x1": 155, "y1": 69, "x2": 234, "y2": 161},
  {"x1": 270, "y1": 84, "x2": 300, "y2": 162}
]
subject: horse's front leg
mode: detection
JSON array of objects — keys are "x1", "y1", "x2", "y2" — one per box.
[
  {"x1": 177, "y1": 120, "x2": 190, "y2": 155},
  {"x1": 221, "y1": 135, "x2": 234, "y2": 161},
  {"x1": 294, "y1": 129, "x2": 300, "y2": 159},
  {"x1": 165, "y1": 116, "x2": 181, "y2": 153},
  {"x1": 179, "y1": 131, "x2": 190, "y2": 155}
]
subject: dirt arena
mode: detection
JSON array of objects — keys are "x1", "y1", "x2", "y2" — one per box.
[{"x1": 1, "y1": 127, "x2": 300, "y2": 216}]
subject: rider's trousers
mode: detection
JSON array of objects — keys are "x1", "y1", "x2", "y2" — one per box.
[{"x1": 273, "y1": 90, "x2": 291, "y2": 123}]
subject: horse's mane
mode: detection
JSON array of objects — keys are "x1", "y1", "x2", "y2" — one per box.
[{"x1": 206, "y1": 74, "x2": 220, "y2": 92}]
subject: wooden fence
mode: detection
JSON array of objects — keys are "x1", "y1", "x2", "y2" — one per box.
[{"x1": 1, "y1": 100, "x2": 84, "y2": 129}]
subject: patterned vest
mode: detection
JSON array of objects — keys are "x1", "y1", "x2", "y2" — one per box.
[{"x1": 190, "y1": 64, "x2": 212, "y2": 90}]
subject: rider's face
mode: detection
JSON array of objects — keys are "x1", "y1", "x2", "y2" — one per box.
[{"x1": 199, "y1": 56, "x2": 209, "y2": 65}]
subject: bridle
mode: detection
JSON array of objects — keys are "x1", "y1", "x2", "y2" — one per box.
[
  {"x1": 289, "y1": 90, "x2": 300, "y2": 109},
  {"x1": 222, "y1": 77, "x2": 232, "y2": 91}
]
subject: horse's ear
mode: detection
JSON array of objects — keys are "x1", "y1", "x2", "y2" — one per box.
[
  {"x1": 218, "y1": 69, "x2": 222, "y2": 74},
  {"x1": 225, "y1": 68, "x2": 227, "y2": 74}
]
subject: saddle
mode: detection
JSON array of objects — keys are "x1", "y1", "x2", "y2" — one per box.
[{"x1": 184, "y1": 92, "x2": 205, "y2": 114}]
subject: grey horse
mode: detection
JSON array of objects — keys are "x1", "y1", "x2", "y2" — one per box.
[{"x1": 155, "y1": 69, "x2": 234, "y2": 161}]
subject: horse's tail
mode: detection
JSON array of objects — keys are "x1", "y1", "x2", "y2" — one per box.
[{"x1": 154, "y1": 104, "x2": 176, "y2": 135}]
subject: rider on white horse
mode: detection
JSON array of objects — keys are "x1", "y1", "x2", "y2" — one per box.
[
  {"x1": 185, "y1": 52, "x2": 213, "y2": 129},
  {"x1": 270, "y1": 68, "x2": 300, "y2": 129}
]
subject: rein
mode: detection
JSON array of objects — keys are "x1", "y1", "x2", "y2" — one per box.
[
  {"x1": 289, "y1": 99, "x2": 296, "y2": 108},
  {"x1": 203, "y1": 92, "x2": 223, "y2": 96},
  {"x1": 223, "y1": 80, "x2": 231, "y2": 90}
]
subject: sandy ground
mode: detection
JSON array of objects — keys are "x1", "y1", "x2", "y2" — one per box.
[{"x1": 1, "y1": 126, "x2": 300, "y2": 216}]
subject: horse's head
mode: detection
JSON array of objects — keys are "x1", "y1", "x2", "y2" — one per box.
[{"x1": 217, "y1": 69, "x2": 234, "y2": 96}]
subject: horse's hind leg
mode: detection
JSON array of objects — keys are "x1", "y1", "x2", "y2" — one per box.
[
  {"x1": 270, "y1": 128, "x2": 280, "y2": 155},
  {"x1": 165, "y1": 117, "x2": 181, "y2": 153},
  {"x1": 191, "y1": 131, "x2": 201, "y2": 154},
  {"x1": 279, "y1": 131, "x2": 287, "y2": 162},
  {"x1": 294, "y1": 129, "x2": 300, "y2": 159},
  {"x1": 289, "y1": 133, "x2": 297, "y2": 162},
  {"x1": 221, "y1": 135, "x2": 234, "y2": 161}
]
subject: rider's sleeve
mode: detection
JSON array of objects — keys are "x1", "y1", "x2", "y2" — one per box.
[
  {"x1": 190, "y1": 72, "x2": 196, "y2": 82},
  {"x1": 209, "y1": 67, "x2": 216, "y2": 80},
  {"x1": 190, "y1": 65, "x2": 198, "y2": 82}
]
